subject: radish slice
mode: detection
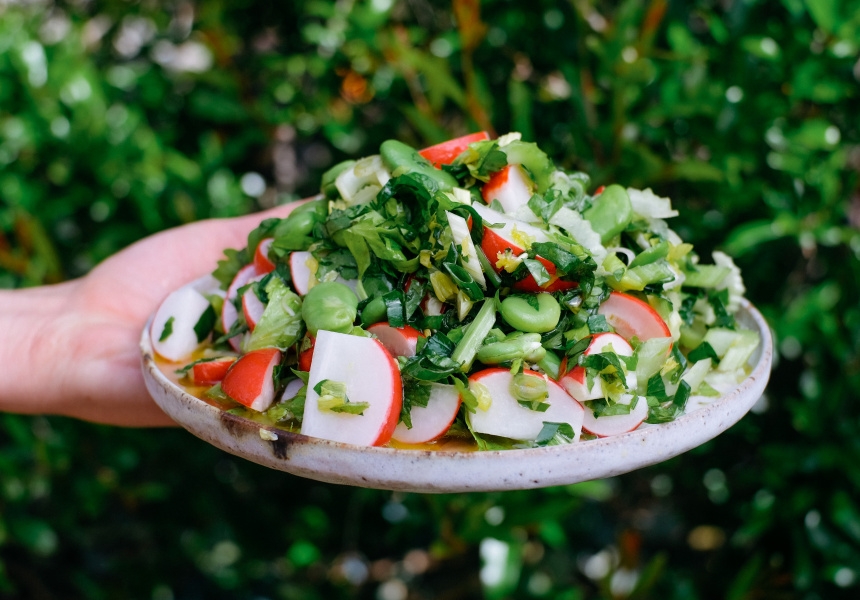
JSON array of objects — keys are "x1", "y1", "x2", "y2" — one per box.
[
  {"x1": 151, "y1": 279, "x2": 219, "y2": 362},
  {"x1": 298, "y1": 333, "x2": 315, "y2": 372},
  {"x1": 482, "y1": 164, "x2": 534, "y2": 214},
  {"x1": 419, "y1": 132, "x2": 490, "y2": 167},
  {"x1": 560, "y1": 333, "x2": 636, "y2": 402},
  {"x1": 241, "y1": 276, "x2": 267, "y2": 332},
  {"x1": 254, "y1": 238, "x2": 276, "y2": 274},
  {"x1": 597, "y1": 291, "x2": 671, "y2": 343},
  {"x1": 581, "y1": 393, "x2": 649, "y2": 437},
  {"x1": 392, "y1": 383, "x2": 461, "y2": 444},
  {"x1": 281, "y1": 377, "x2": 305, "y2": 401},
  {"x1": 190, "y1": 357, "x2": 236, "y2": 385},
  {"x1": 367, "y1": 322, "x2": 423, "y2": 358},
  {"x1": 222, "y1": 264, "x2": 259, "y2": 352},
  {"x1": 466, "y1": 368, "x2": 584, "y2": 442},
  {"x1": 221, "y1": 348, "x2": 282, "y2": 412},
  {"x1": 289, "y1": 251, "x2": 315, "y2": 296},
  {"x1": 471, "y1": 203, "x2": 575, "y2": 293},
  {"x1": 302, "y1": 330, "x2": 402, "y2": 446},
  {"x1": 289, "y1": 250, "x2": 359, "y2": 296}
]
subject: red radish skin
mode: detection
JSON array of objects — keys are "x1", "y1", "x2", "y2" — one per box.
[
  {"x1": 419, "y1": 132, "x2": 490, "y2": 167},
  {"x1": 597, "y1": 292, "x2": 671, "y2": 343},
  {"x1": 241, "y1": 274, "x2": 267, "y2": 331},
  {"x1": 471, "y1": 203, "x2": 576, "y2": 293},
  {"x1": 392, "y1": 383, "x2": 461, "y2": 444},
  {"x1": 481, "y1": 164, "x2": 535, "y2": 214},
  {"x1": 581, "y1": 393, "x2": 649, "y2": 437},
  {"x1": 368, "y1": 322, "x2": 423, "y2": 358},
  {"x1": 298, "y1": 334, "x2": 315, "y2": 372},
  {"x1": 289, "y1": 251, "x2": 314, "y2": 296},
  {"x1": 560, "y1": 333, "x2": 634, "y2": 402},
  {"x1": 466, "y1": 368, "x2": 584, "y2": 441},
  {"x1": 289, "y1": 250, "x2": 359, "y2": 296},
  {"x1": 302, "y1": 330, "x2": 402, "y2": 446},
  {"x1": 253, "y1": 238, "x2": 276, "y2": 274},
  {"x1": 190, "y1": 357, "x2": 236, "y2": 385},
  {"x1": 221, "y1": 348, "x2": 282, "y2": 412},
  {"x1": 222, "y1": 264, "x2": 260, "y2": 352}
]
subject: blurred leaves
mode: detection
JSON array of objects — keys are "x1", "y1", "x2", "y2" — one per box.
[{"x1": 1, "y1": 0, "x2": 860, "y2": 598}]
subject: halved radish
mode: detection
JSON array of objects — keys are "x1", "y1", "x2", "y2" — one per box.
[
  {"x1": 482, "y1": 164, "x2": 534, "y2": 214},
  {"x1": 190, "y1": 357, "x2": 236, "y2": 385},
  {"x1": 392, "y1": 383, "x2": 461, "y2": 444},
  {"x1": 151, "y1": 278, "x2": 219, "y2": 362},
  {"x1": 419, "y1": 132, "x2": 490, "y2": 167},
  {"x1": 289, "y1": 251, "x2": 315, "y2": 296},
  {"x1": 597, "y1": 291, "x2": 671, "y2": 343},
  {"x1": 281, "y1": 377, "x2": 305, "y2": 401},
  {"x1": 466, "y1": 368, "x2": 584, "y2": 442},
  {"x1": 289, "y1": 250, "x2": 359, "y2": 296},
  {"x1": 368, "y1": 322, "x2": 423, "y2": 358},
  {"x1": 241, "y1": 276, "x2": 267, "y2": 332},
  {"x1": 222, "y1": 264, "x2": 259, "y2": 352},
  {"x1": 471, "y1": 203, "x2": 575, "y2": 293},
  {"x1": 560, "y1": 333, "x2": 635, "y2": 402},
  {"x1": 298, "y1": 333, "x2": 315, "y2": 372},
  {"x1": 581, "y1": 393, "x2": 648, "y2": 437},
  {"x1": 254, "y1": 238, "x2": 276, "y2": 274},
  {"x1": 302, "y1": 330, "x2": 402, "y2": 446},
  {"x1": 221, "y1": 347, "x2": 282, "y2": 412}
]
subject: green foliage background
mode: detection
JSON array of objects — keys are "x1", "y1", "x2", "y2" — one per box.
[{"x1": 1, "y1": 0, "x2": 859, "y2": 598}]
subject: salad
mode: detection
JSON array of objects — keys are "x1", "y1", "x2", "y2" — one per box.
[{"x1": 149, "y1": 132, "x2": 760, "y2": 450}]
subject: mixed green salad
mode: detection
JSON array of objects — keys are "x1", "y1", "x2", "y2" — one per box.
[{"x1": 149, "y1": 132, "x2": 760, "y2": 449}]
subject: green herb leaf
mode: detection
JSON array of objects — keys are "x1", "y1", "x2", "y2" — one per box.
[{"x1": 159, "y1": 317, "x2": 175, "y2": 342}]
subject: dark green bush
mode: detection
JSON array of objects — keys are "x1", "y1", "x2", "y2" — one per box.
[{"x1": 1, "y1": 0, "x2": 858, "y2": 598}]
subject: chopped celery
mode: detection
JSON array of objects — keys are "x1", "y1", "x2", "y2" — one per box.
[
  {"x1": 681, "y1": 358, "x2": 712, "y2": 393},
  {"x1": 717, "y1": 330, "x2": 760, "y2": 372},
  {"x1": 683, "y1": 265, "x2": 731, "y2": 288},
  {"x1": 635, "y1": 337, "x2": 673, "y2": 383},
  {"x1": 451, "y1": 299, "x2": 496, "y2": 371}
]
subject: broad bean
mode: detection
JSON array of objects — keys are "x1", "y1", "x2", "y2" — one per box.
[
  {"x1": 360, "y1": 296, "x2": 387, "y2": 327},
  {"x1": 500, "y1": 293, "x2": 561, "y2": 333},
  {"x1": 301, "y1": 282, "x2": 358, "y2": 335},
  {"x1": 476, "y1": 333, "x2": 546, "y2": 364}
]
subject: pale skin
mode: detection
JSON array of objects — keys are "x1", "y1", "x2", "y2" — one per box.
[{"x1": 0, "y1": 202, "x2": 303, "y2": 427}]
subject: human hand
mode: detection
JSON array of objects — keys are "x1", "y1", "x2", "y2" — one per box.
[{"x1": 0, "y1": 202, "x2": 305, "y2": 426}]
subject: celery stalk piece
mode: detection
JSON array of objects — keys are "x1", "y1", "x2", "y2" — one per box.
[{"x1": 451, "y1": 299, "x2": 496, "y2": 371}]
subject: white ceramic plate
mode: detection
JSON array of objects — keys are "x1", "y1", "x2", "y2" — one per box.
[{"x1": 141, "y1": 299, "x2": 772, "y2": 493}]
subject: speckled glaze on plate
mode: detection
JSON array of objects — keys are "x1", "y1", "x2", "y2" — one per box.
[{"x1": 140, "y1": 299, "x2": 772, "y2": 493}]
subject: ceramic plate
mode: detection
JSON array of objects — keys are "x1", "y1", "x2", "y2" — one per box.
[{"x1": 140, "y1": 299, "x2": 772, "y2": 493}]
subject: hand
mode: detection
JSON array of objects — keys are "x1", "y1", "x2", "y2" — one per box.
[{"x1": 0, "y1": 202, "x2": 304, "y2": 426}]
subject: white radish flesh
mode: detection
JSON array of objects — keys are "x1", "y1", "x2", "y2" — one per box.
[
  {"x1": 302, "y1": 330, "x2": 402, "y2": 446},
  {"x1": 151, "y1": 281, "x2": 217, "y2": 362},
  {"x1": 222, "y1": 264, "x2": 259, "y2": 352},
  {"x1": 581, "y1": 393, "x2": 648, "y2": 437},
  {"x1": 367, "y1": 322, "x2": 423, "y2": 358},
  {"x1": 392, "y1": 383, "x2": 461, "y2": 444},
  {"x1": 560, "y1": 333, "x2": 636, "y2": 402},
  {"x1": 481, "y1": 165, "x2": 534, "y2": 214},
  {"x1": 466, "y1": 368, "x2": 584, "y2": 442}
]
